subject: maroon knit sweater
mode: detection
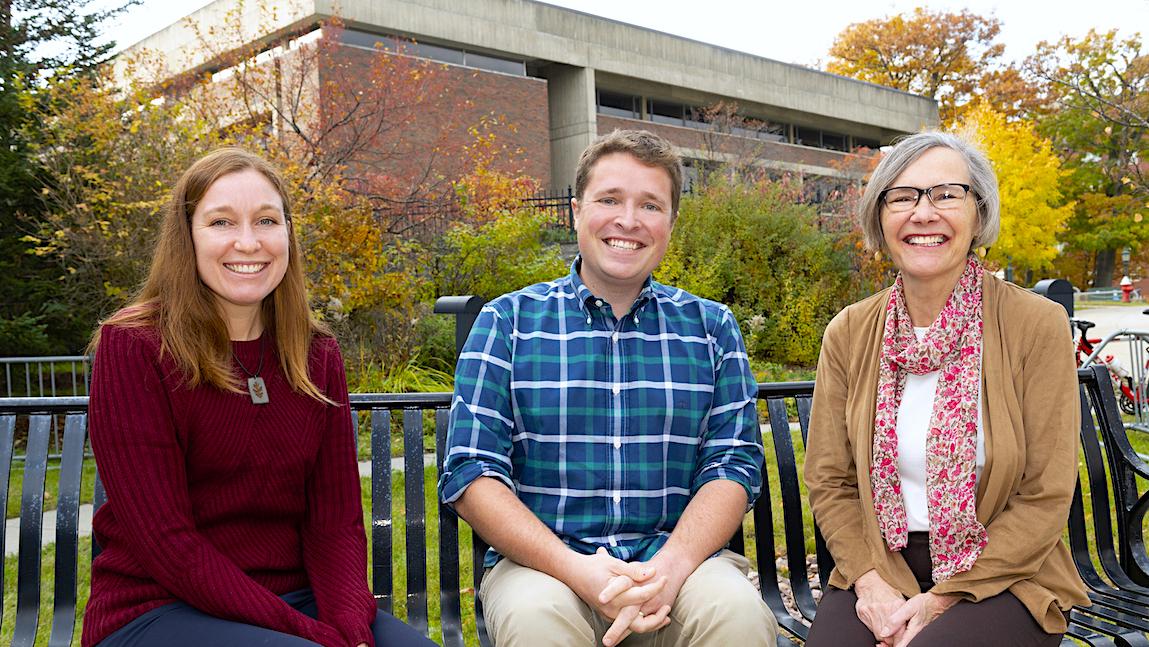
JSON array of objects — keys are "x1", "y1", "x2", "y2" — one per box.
[{"x1": 82, "y1": 325, "x2": 375, "y2": 647}]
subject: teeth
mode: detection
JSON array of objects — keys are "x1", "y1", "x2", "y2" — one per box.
[
  {"x1": 906, "y1": 235, "x2": 945, "y2": 246},
  {"x1": 605, "y1": 239, "x2": 641, "y2": 250},
  {"x1": 225, "y1": 263, "x2": 266, "y2": 274}
]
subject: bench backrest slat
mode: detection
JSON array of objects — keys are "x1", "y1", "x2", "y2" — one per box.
[
  {"x1": 91, "y1": 472, "x2": 106, "y2": 559},
  {"x1": 403, "y1": 409, "x2": 429, "y2": 634},
  {"x1": 0, "y1": 412, "x2": 15, "y2": 630},
  {"x1": 13, "y1": 414, "x2": 52, "y2": 646},
  {"x1": 1076, "y1": 379, "x2": 1127, "y2": 587},
  {"x1": 765, "y1": 396, "x2": 817, "y2": 622},
  {"x1": 1083, "y1": 367, "x2": 1149, "y2": 587},
  {"x1": 370, "y1": 409, "x2": 393, "y2": 613},
  {"x1": 794, "y1": 395, "x2": 832, "y2": 593},
  {"x1": 48, "y1": 413, "x2": 87, "y2": 647},
  {"x1": 435, "y1": 409, "x2": 465, "y2": 647}
]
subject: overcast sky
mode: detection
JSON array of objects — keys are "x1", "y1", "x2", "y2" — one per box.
[{"x1": 107, "y1": 0, "x2": 1148, "y2": 67}]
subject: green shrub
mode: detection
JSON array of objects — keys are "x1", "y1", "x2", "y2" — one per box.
[
  {"x1": 659, "y1": 177, "x2": 853, "y2": 366},
  {"x1": 432, "y1": 210, "x2": 567, "y2": 301}
]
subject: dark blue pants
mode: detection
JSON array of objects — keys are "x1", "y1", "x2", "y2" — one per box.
[{"x1": 97, "y1": 589, "x2": 437, "y2": 647}]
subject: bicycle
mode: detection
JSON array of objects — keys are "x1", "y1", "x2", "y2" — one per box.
[{"x1": 1072, "y1": 313, "x2": 1149, "y2": 417}]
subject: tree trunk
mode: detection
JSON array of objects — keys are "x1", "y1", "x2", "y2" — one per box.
[{"x1": 1094, "y1": 248, "x2": 1117, "y2": 287}]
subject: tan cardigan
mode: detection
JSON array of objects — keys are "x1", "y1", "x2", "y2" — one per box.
[{"x1": 804, "y1": 273, "x2": 1089, "y2": 633}]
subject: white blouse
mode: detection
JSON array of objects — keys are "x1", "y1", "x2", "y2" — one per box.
[{"x1": 894, "y1": 327, "x2": 986, "y2": 532}]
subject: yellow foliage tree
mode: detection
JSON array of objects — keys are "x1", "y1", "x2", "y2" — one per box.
[{"x1": 960, "y1": 102, "x2": 1073, "y2": 276}]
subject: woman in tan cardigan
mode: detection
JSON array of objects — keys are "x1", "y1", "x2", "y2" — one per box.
[{"x1": 804, "y1": 132, "x2": 1087, "y2": 647}]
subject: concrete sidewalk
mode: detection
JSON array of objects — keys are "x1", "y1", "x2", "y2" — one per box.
[{"x1": 5, "y1": 455, "x2": 438, "y2": 555}]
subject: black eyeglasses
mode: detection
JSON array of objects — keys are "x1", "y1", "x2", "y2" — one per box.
[{"x1": 879, "y1": 183, "x2": 972, "y2": 212}]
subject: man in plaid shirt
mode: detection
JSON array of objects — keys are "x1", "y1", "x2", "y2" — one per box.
[{"x1": 439, "y1": 130, "x2": 776, "y2": 647}]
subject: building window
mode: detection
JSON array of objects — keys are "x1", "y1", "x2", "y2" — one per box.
[
  {"x1": 597, "y1": 90, "x2": 640, "y2": 119},
  {"x1": 821, "y1": 131, "x2": 847, "y2": 152},
  {"x1": 463, "y1": 51, "x2": 526, "y2": 76},
  {"x1": 648, "y1": 99, "x2": 686, "y2": 126},
  {"x1": 337, "y1": 28, "x2": 524, "y2": 76},
  {"x1": 795, "y1": 127, "x2": 821, "y2": 148},
  {"x1": 853, "y1": 137, "x2": 880, "y2": 150}
]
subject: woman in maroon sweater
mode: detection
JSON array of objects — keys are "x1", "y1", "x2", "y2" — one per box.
[{"x1": 83, "y1": 148, "x2": 435, "y2": 647}]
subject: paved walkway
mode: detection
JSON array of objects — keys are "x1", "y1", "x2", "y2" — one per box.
[{"x1": 5, "y1": 456, "x2": 438, "y2": 555}]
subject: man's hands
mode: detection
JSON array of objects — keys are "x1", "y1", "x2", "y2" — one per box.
[{"x1": 567, "y1": 548, "x2": 672, "y2": 646}]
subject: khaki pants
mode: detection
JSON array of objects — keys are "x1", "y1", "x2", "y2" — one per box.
[{"x1": 479, "y1": 549, "x2": 778, "y2": 647}]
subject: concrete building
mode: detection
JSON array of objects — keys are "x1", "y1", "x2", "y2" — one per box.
[{"x1": 119, "y1": 0, "x2": 939, "y2": 192}]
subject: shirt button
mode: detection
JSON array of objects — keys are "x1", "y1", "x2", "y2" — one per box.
[
  {"x1": 612, "y1": 385, "x2": 620, "y2": 395},
  {"x1": 612, "y1": 332, "x2": 619, "y2": 343},
  {"x1": 613, "y1": 439, "x2": 621, "y2": 449},
  {"x1": 613, "y1": 494, "x2": 621, "y2": 503},
  {"x1": 595, "y1": 299, "x2": 603, "y2": 307}
]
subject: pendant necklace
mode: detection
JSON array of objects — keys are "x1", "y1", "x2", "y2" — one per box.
[{"x1": 233, "y1": 335, "x2": 270, "y2": 405}]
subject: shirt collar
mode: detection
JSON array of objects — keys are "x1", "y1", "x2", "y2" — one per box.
[{"x1": 568, "y1": 256, "x2": 656, "y2": 321}]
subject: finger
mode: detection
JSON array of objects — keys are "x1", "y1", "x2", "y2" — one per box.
[
  {"x1": 603, "y1": 606, "x2": 640, "y2": 647},
  {"x1": 610, "y1": 558, "x2": 655, "y2": 582},
  {"x1": 630, "y1": 604, "x2": 672, "y2": 633},
  {"x1": 599, "y1": 574, "x2": 635, "y2": 604},
  {"x1": 893, "y1": 625, "x2": 919, "y2": 647},
  {"x1": 609, "y1": 575, "x2": 667, "y2": 608},
  {"x1": 882, "y1": 602, "x2": 913, "y2": 638}
]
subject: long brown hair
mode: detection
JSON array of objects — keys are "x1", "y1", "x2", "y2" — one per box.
[{"x1": 90, "y1": 147, "x2": 333, "y2": 402}]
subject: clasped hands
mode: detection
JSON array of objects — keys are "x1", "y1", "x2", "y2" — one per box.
[
  {"x1": 853, "y1": 570, "x2": 959, "y2": 647},
  {"x1": 572, "y1": 547, "x2": 679, "y2": 647}
]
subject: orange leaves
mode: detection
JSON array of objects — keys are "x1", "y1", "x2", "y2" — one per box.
[{"x1": 826, "y1": 8, "x2": 1004, "y2": 125}]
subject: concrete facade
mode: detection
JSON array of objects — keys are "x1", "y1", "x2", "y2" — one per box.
[{"x1": 120, "y1": 0, "x2": 940, "y2": 190}]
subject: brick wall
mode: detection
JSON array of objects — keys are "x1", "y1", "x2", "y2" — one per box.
[{"x1": 320, "y1": 45, "x2": 550, "y2": 194}]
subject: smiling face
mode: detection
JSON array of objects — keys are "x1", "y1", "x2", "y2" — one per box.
[
  {"x1": 572, "y1": 152, "x2": 674, "y2": 310},
  {"x1": 191, "y1": 168, "x2": 290, "y2": 335},
  {"x1": 881, "y1": 146, "x2": 978, "y2": 291}
]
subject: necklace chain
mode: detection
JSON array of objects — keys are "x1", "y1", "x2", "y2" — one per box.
[{"x1": 232, "y1": 335, "x2": 266, "y2": 377}]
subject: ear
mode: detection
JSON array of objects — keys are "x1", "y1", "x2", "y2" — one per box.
[{"x1": 571, "y1": 197, "x2": 581, "y2": 227}]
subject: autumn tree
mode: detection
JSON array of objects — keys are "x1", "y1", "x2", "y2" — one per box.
[
  {"x1": 0, "y1": 0, "x2": 137, "y2": 353},
  {"x1": 1028, "y1": 29, "x2": 1149, "y2": 286},
  {"x1": 959, "y1": 102, "x2": 1072, "y2": 280},
  {"x1": 690, "y1": 101, "x2": 781, "y2": 184},
  {"x1": 825, "y1": 8, "x2": 1004, "y2": 124}
]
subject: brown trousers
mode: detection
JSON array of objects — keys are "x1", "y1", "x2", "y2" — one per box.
[{"x1": 805, "y1": 533, "x2": 1065, "y2": 647}]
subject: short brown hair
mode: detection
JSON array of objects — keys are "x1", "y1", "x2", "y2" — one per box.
[
  {"x1": 574, "y1": 129, "x2": 683, "y2": 217},
  {"x1": 91, "y1": 147, "x2": 333, "y2": 403}
]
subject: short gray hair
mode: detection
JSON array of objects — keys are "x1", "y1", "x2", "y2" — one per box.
[{"x1": 858, "y1": 131, "x2": 1000, "y2": 252}]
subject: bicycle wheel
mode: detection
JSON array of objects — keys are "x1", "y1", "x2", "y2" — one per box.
[{"x1": 1120, "y1": 389, "x2": 1137, "y2": 415}]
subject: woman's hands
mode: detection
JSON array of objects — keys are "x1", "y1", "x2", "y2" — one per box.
[
  {"x1": 854, "y1": 570, "x2": 960, "y2": 646},
  {"x1": 880, "y1": 591, "x2": 959, "y2": 647},
  {"x1": 853, "y1": 570, "x2": 907, "y2": 646}
]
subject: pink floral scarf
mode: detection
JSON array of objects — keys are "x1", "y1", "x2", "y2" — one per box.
[{"x1": 871, "y1": 254, "x2": 988, "y2": 582}]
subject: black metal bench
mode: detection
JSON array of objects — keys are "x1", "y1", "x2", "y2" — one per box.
[{"x1": 0, "y1": 368, "x2": 1147, "y2": 645}]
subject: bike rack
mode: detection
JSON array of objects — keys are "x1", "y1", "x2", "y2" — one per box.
[{"x1": 1082, "y1": 329, "x2": 1149, "y2": 432}]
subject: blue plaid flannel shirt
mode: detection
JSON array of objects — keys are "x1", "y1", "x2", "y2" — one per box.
[{"x1": 438, "y1": 260, "x2": 763, "y2": 566}]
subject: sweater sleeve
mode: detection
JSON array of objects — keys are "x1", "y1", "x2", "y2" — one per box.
[
  {"x1": 301, "y1": 339, "x2": 377, "y2": 647},
  {"x1": 929, "y1": 304, "x2": 1081, "y2": 601},
  {"x1": 89, "y1": 325, "x2": 347, "y2": 647},
  {"x1": 804, "y1": 307, "x2": 875, "y2": 587}
]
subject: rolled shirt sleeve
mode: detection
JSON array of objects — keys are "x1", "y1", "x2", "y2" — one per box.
[
  {"x1": 439, "y1": 304, "x2": 517, "y2": 504},
  {"x1": 692, "y1": 306, "x2": 764, "y2": 508}
]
